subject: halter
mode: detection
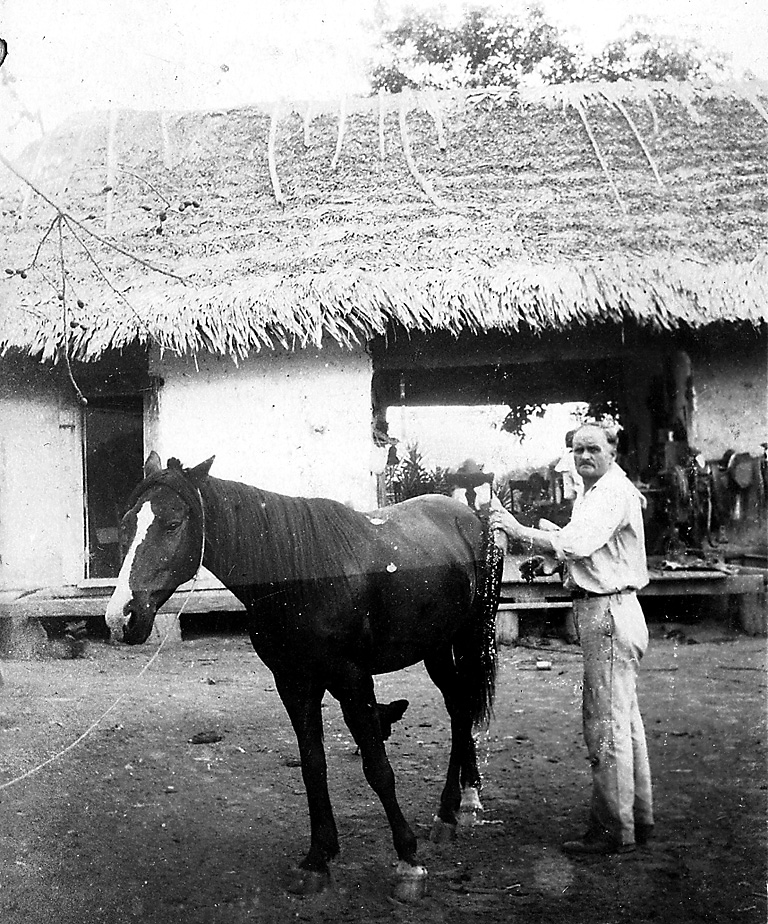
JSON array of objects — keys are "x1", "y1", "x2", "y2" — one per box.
[
  {"x1": 124, "y1": 464, "x2": 205, "y2": 525},
  {"x1": 125, "y1": 466, "x2": 208, "y2": 608},
  {"x1": 176, "y1": 486, "x2": 207, "y2": 618}
]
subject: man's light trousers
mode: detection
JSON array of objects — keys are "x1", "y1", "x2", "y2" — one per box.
[{"x1": 573, "y1": 592, "x2": 654, "y2": 845}]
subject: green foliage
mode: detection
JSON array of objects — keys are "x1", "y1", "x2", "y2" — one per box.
[
  {"x1": 493, "y1": 476, "x2": 513, "y2": 512},
  {"x1": 578, "y1": 400, "x2": 622, "y2": 426},
  {"x1": 453, "y1": 4, "x2": 580, "y2": 86},
  {"x1": 500, "y1": 403, "x2": 546, "y2": 438},
  {"x1": 369, "y1": 63, "x2": 419, "y2": 94},
  {"x1": 371, "y1": 3, "x2": 577, "y2": 90},
  {"x1": 580, "y1": 29, "x2": 728, "y2": 82},
  {"x1": 387, "y1": 9, "x2": 462, "y2": 65},
  {"x1": 368, "y1": 4, "x2": 728, "y2": 91},
  {"x1": 390, "y1": 443, "x2": 452, "y2": 500}
]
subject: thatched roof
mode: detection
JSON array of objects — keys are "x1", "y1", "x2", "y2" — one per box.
[{"x1": 1, "y1": 79, "x2": 767, "y2": 361}]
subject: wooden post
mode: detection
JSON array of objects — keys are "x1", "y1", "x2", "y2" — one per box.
[
  {"x1": 738, "y1": 593, "x2": 767, "y2": 636},
  {"x1": 151, "y1": 613, "x2": 182, "y2": 646},
  {"x1": 564, "y1": 607, "x2": 579, "y2": 643},
  {"x1": 0, "y1": 614, "x2": 48, "y2": 659},
  {"x1": 496, "y1": 604, "x2": 519, "y2": 646}
]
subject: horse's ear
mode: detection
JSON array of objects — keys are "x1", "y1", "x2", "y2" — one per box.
[
  {"x1": 187, "y1": 456, "x2": 215, "y2": 484},
  {"x1": 144, "y1": 451, "x2": 163, "y2": 477}
]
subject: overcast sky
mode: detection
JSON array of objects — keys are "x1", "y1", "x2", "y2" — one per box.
[{"x1": 1, "y1": 0, "x2": 766, "y2": 149}]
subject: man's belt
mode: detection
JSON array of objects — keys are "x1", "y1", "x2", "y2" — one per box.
[{"x1": 570, "y1": 587, "x2": 634, "y2": 600}]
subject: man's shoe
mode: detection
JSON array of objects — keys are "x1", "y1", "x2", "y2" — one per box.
[
  {"x1": 635, "y1": 823, "x2": 655, "y2": 846},
  {"x1": 562, "y1": 833, "x2": 636, "y2": 856}
]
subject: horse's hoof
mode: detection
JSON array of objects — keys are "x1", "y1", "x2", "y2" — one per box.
[
  {"x1": 458, "y1": 808, "x2": 479, "y2": 827},
  {"x1": 286, "y1": 868, "x2": 331, "y2": 896},
  {"x1": 430, "y1": 815, "x2": 458, "y2": 843},
  {"x1": 458, "y1": 786, "x2": 483, "y2": 826},
  {"x1": 393, "y1": 861, "x2": 428, "y2": 902},
  {"x1": 460, "y1": 786, "x2": 483, "y2": 813}
]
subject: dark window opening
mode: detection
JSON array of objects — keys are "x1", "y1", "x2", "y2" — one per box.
[{"x1": 83, "y1": 396, "x2": 144, "y2": 579}]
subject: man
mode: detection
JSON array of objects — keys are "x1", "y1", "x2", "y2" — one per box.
[
  {"x1": 554, "y1": 428, "x2": 583, "y2": 503},
  {"x1": 490, "y1": 422, "x2": 653, "y2": 855}
]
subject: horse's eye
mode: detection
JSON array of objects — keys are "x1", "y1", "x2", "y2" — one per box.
[{"x1": 165, "y1": 521, "x2": 182, "y2": 532}]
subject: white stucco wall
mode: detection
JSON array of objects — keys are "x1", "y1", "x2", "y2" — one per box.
[
  {"x1": 150, "y1": 343, "x2": 377, "y2": 510},
  {"x1": 1, "y1": 330, "x2": 761, "y2": 592},
  {"x1": 690, "y1": 340, "x2": 767, "y2": 459},
  {"x1": 0, "y1": 362, "x2": 83, "y2": 590}
]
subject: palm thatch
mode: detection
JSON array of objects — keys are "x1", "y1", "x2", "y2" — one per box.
[{"x1": 1, "y1": 79, "x2": 767, "y2": 362}]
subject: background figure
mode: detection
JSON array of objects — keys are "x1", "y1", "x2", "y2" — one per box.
[{"x1": 554, "y1": 429, "x2": 584, "y2": 503}]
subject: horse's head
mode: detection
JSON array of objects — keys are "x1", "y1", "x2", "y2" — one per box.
[{"x1": 105, "y1": 452, "x2": 214, "y2": 644}]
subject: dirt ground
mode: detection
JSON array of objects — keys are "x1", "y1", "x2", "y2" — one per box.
[{"x1": 0, "y1": 613, "x2": 765, "y2": 924}]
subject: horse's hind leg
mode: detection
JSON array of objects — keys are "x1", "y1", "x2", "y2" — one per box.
[
  {"x1": 330, "y1": 667, "x2": 426, "y2": 898},
  {"x1": 424, "y1": 648, "x2": 483, "y2": 841},
  {"x1": 273, "y1": 672, "x2": 338, "y2": 894}
]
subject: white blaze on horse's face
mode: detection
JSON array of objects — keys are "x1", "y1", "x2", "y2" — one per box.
[{"x1": 105, "y1": 501, "x2": 155, "y2": 635}]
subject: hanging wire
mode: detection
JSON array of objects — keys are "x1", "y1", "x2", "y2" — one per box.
[
  {"x1": 0, "y1": 631, "x2": 171, "y2": 793},
  {"x1": 0, "y1": 491, "x2": 207, "y2": 793}
]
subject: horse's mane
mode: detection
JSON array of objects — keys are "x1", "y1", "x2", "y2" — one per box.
[
  {"x1": 202, "y1": 476, "x2": 377, "y2": 594},
  {"x1": 129, "y1": 462, "x2": 381, "y2": 613}
]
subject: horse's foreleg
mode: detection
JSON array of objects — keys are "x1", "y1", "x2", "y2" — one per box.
[
  {"x1": 331, "y1": 667, "x2": 425, "y2": 898},
  {"x1": 274, "y1": 673, "x2": 338, "y2": 894}
]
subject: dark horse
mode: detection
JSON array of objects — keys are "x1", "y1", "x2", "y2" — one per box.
[{"x1": 106, "y1": 453, "x2": 502, "y2": 898}]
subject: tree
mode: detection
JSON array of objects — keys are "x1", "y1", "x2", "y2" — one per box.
[
  {"x1": 370, "y1": 3, "x2": 578, "y2": 91},
  {"x1": 500, "y1": 403, "x2": 546, "y2": 439},
  {"x1": 580, "y1": 29, "x2": 729, "y2": 82},
  {"x1": 368, "y1": 4, "x2": 728, "y2": 92}
]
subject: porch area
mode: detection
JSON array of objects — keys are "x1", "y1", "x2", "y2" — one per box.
[{"x1": 0, "y1": 558, "x2": 765, "y2": 659}]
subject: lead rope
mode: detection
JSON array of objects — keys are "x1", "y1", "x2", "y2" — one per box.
[{"x1": 0, "y1": 490, "x2": 207, "y2": 793}]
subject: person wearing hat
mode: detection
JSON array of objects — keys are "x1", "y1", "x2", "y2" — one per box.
[
  {"x1": 447, "y1": 458, "x2": 495, "y2": 509},
  {"x1": 490, "y1": 421, "x2": 653, "y2": 855}
]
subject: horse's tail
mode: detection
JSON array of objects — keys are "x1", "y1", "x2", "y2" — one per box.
[{"x1": 455, "y1": 511, "x2": 503, "y2": 729}]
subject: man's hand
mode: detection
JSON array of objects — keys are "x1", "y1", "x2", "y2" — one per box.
[
  {"x1": 489, "y1": 500, "x2": 524, "y2": 538},
  {"x1": 537, "y1": 518, "x2": 561, "y2": 532}
]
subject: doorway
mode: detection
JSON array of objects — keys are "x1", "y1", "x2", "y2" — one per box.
[{"x1": 83, "y1": 396, "x2": 144, "y2": 579}]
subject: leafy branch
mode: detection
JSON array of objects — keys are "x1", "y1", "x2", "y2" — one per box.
[
  {"x1": 500, "y1": 403, "x2": 546, "y2": 438},
  {"x1": 0, "y1": 151, "x2": 187, "y2": 282},
  {"x1": 389, "y1": 443, "x2": 452, "y2": 501},
  {"x1": 0, "y1": 149, "x2": 188, "y2": 402}
]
